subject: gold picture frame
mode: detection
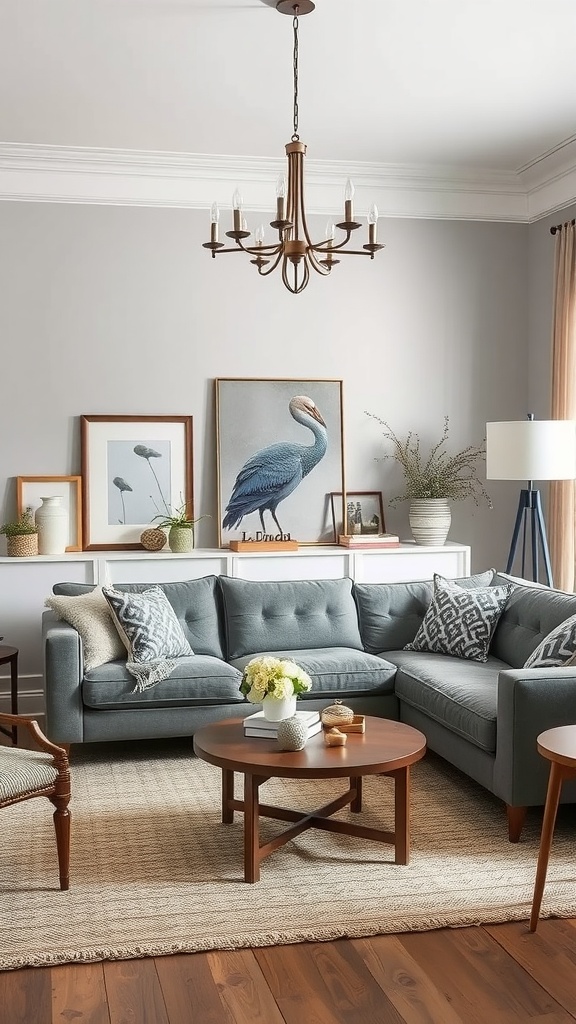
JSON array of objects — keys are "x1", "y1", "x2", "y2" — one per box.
[{"x1": 16, "y1": 475, "x2": 83, "y2": 552}]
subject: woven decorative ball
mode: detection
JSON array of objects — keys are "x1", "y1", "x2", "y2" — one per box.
[
  {"x1": 140, "y1": 528, "x2": 167, "y2": 551},
  {"x1": 321, "y1": 700, "x2": 354, "y2": 728},
  {"x1": 277, "y1": 715, "x2": 308, "y2": 752}
]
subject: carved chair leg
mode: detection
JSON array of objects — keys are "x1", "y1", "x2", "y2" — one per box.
[
  {"x1": 50, "y1": 797, "x2": 71, "y2": 890},
  {"x1": 506, "y1": 804, "x2": 527, "y2": 843}
]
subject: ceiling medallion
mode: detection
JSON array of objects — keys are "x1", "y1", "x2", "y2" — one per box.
[{"x1": 202, "y1": 1, "x2": 384, "y2": 294}]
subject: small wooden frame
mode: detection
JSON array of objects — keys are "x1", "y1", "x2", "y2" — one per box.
[
  {"x1": 16, "y1": 475, "x2": 83, "y2": 552},
  {"x1": 229, "y1": 540, "x2": 299, "y2": 552}
]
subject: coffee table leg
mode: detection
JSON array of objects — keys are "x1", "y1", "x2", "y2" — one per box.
[
  {"x1": 530, "y1": 761, "x2": 563, "y2": 932},
  {"x1": 222, "y1": 769, "x2": 234, "y2": 824},
  {"x1": 394, "y1": 766, "x2": 410, "y2": 865},
  {"x1": 244, "y1": 773, "x2": 260, "y2": 883},
  {"x1": 350, "y1": 775, "x2": 363, "y2": 812}
]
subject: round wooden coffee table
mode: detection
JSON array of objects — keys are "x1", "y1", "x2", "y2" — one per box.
[
  {"x1": 530, "y1": 725, "x2": 576, "y2": 931},
  {"x1": 193, "y1": 716, "x2": 426, "y2": 882}
]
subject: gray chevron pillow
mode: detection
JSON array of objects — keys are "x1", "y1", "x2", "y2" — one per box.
[
  {"x1": 404, "y1": 574, "x2": 513, "y2": 662},
  {"x1": 524, "y1": 613, "x2": 576, "y2": 669}
]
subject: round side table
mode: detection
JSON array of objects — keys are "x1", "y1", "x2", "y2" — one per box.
[
  {"x1": 530, "y1": 725, "x2": 576, "y2": 932},
  {"x1": 0, "y1": 646, "x2": 19, "y2": 745}
]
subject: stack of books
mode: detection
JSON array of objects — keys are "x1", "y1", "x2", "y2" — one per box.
[
  {"x1": 339, "y1": 533, "x2": 400, "y2": 549},
  {"x1": 243, "y1": 709, "x2": 321, "y2": 738}
]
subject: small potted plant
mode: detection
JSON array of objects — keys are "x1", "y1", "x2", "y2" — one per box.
[
  {"x1": 366, "y1": 414, "x2": 491, "y2": 546},
  {"x1": 240, "y1": 656, "x2": 312, "y2": 721},
  {"x1": 0, "y1": 507, "x2": 39, "y2": 557},
  {"x1": 151, "y1": 502, "x2": 206, "y2": 553}
]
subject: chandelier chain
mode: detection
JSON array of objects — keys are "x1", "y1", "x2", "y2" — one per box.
[{"x1": 292, "y1": 13, "x2": 299, "y2": 142}]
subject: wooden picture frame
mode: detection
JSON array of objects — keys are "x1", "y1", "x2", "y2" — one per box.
[
  {"x1": 330, "y1": 491, "x2": 386, "y2": 542},
  {"x1": 80, "y1": 415, "x2": 193, "y2": 550},
  {"x1": 216, "y1": 378, "x2": 345, "y2": 547},
  {"x1": 16, "y1": 475, "x2": 83, "y2": 552}
]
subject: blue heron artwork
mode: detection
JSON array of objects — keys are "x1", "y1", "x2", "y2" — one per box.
[{"x1": 222, "y1": 395, "x2": 328, "y2": 536}]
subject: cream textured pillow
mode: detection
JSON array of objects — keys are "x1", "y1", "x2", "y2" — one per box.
[{"x1": 45, "y1": 587, "x2": 125, "y2": 671}]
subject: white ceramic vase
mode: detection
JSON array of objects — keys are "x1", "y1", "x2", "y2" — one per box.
[
  {"x1": 35, "y1": 496, "x2": 68, "y2": 555},
  {"x1": 262, "y1": 694, "x2": 298, "y2": 722},
  {"x1": 409, "y1": 498, "x2": 451, "y2": 547}
]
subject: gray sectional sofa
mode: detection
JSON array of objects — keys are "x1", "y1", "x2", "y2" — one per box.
[{"x1": 43, "y1": 570, "x2": 576, "y2": 840}]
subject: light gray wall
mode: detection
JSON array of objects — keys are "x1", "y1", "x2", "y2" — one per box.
[{"x1": 0, "y1": 202, "x2": 529, "y2": 571}]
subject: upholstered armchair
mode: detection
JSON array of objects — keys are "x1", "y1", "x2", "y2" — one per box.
[{"x1": 0, "y1": 714, "x2": 71, "y2": 890}]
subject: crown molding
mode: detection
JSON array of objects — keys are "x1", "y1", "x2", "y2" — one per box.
[{"x1": 1, "y1": 140, "x2": 575, "y2": 222}]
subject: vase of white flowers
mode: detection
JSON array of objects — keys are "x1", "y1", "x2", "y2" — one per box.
[{"x1": 240, "y1": 656, "x2": 313, "y2": 722}]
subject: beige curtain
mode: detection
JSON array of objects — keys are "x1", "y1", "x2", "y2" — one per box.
[{"x1": 549, "y1": 221, "x2": 576, "y2": 591}]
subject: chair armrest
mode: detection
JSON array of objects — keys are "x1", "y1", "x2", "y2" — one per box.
[
  {"x1": 0, "y1": 713, "x2": 69, "y2": 763},
  {"x1": 493, "y1": 666, "x2": 576, "y2": 806},
  {"x1": 42, "y1": 610, "x2": 85, "y2": 744}
]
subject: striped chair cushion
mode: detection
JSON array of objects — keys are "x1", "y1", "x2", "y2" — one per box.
[{"x1": 0, "y1": 747, "x2": 59, "y2": 802}]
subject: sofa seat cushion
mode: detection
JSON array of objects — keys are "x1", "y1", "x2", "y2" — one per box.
[
  {"x1": 384, "y1": 650, "x2": 511, "y2": 753},
  {"x1": 82, "y1": 656, "x2": 243, "y2": 710},
  {"x1": 230, "y1": 647, "x2": 396, "y2": 697},
  {"x1": 220, "y1": 577, "x2": 363, "y2": 660}
]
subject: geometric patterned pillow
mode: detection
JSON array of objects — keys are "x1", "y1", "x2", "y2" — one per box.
[
  {"x1": 404, "y1": 573, "x2": 514, "y2": 663},
  {"x1": 102, "y1": 585, "x2": 193, "y2": 664},
  {"x1": 523, "y1": 613, "x2": 576, "y2": 669}
]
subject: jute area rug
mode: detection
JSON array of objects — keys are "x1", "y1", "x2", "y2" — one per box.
[{"x1": 1, "y1": 739, "x2": 575, "y2": 970}]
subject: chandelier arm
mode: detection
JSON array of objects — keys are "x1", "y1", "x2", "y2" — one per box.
[
  {"x1": 309, "y1": 233, "x2": 353, "y2": 254},
  {"x1": 257, "y1": 249, "x2": 286, "y2": 277},
  {"x1": 306, "y1": 250, "x2": 333, "y2": 276},
  {"x1": 233, "y1": 238, "x2": 283, "y2": 256}
]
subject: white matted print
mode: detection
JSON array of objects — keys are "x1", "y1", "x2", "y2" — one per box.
[
  {"x1": 216, "y1": 378, "x2": 345, "y2": 546},
  {"x1": 81, "y1": 416, "x2": 193, "y2": 550},
  {"x1": 17, "y1": 476, "x2": 83, "y2": 551}
]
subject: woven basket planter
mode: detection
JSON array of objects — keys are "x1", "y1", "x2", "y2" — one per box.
[{"x1": 7, "y1": 533, "x2": 39, "y2": 557}]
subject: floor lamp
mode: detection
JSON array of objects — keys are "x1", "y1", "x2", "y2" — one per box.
[{"x1": 486, "y1": 415, "x2": 576, "y2": 587}]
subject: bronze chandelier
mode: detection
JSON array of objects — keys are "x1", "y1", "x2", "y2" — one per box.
[{"x1": 202, "y1": 0, "x2": 384, "y2": 295}]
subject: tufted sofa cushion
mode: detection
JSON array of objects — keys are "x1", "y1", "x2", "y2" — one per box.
[
  {"x1": 219, "y1": 577, "x2": 363, "y2": 660},
  {"x1": 53, "y1": 576, "x2": 226, "y2": 660},
  {"x1": 490, "y1": 574, "x2": 576, "y2": 668},
  {"x1": 354, "y1": 570, "x2": 495, "y2": 655}
]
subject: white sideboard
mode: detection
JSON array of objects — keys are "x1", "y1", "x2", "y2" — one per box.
[{"x1": 0, "y1": 541, "x2": 470, "y2": 714}]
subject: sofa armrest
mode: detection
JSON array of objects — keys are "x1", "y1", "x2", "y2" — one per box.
[
  {"x1": 42, "y1": 610, "x2": 85, "y2": 744},
  {"x1": 493, "y1": 666, "x2": 576, "y2": 806}
]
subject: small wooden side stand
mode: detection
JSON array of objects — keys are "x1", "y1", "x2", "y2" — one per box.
[{"x1": 229, "y1": 541, "x2": 299, "y2": 552}]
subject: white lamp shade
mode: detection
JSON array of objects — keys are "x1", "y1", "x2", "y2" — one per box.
[{"x1": 486, "y1": 419, "x2": 576, "y2": 481}]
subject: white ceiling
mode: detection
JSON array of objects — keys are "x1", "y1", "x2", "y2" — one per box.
[{"x1": 1, "y1": 0, "x2": 576, "y2": 221}]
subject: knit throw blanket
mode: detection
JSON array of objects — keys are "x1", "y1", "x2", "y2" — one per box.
[{"x1": 126, "y1": 659, "x2": 177, "y2": 692}]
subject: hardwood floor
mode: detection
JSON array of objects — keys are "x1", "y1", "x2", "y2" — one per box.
[
  {"x1": 1, "y1": 921, "x2": 576, "y2": 1024},
  {"x1": 2, "y1": 722, "x2": 576, "y2": 1022}
]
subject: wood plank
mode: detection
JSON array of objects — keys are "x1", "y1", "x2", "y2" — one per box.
[
  {"x1": 400, "y1": 926, "x2": 566, "y2": 1023},
  {"x1": 0, "y1": 967, "x2": 52, "y2": 1023},
  {"x1": 206, "y1": 949, "x2": 285, "y2": 1024},
  {"x1": 155, "y1": 952, "x2": 235, "y2": 1024},
  {"x1": 51, "y1": 963, "x2": 109, "y2": 1024},
  {"x1": 486, "y1": 920, "x2": 576, "y2": 1017},
  {"x1": 255, "y1": 939, "x2": 405, "y2": 1024},
  {"x1": 353, "y1": 934, "x2": 467, "y2": 1024},
  {"x1": 104, "y1": 959, "x2": 169, "y2": 1024}
]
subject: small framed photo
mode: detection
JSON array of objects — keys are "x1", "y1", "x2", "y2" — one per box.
[
  {"x1": 81, "y1": 415, "x2": 193, "y2": 550},
  {"x1": 330, "y1": 491, "x2": 386, "y2": 541},
  {"x1": 16, "y1": 476, "x2": 83, "y2": 551},
  {"x1": 216, "y1": 378, "x2": 345, "y2": 546}
]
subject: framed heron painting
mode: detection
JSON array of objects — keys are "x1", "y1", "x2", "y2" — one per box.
[
  {"x1": 80, "y1": 415, "x2": 193, "y2": 550},
  {"x1": 215, "y1": 378, "x2": 345, "y2": 547}
]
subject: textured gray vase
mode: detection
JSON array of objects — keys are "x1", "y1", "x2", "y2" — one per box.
[
  {"x1": 409, "y1": 498, "x2": 451, "y2": 547},
  {"x1": 276, "y1": 715, "x2": 308, "y2": 751}
]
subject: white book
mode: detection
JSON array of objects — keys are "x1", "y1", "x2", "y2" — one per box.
[
  {"x1": 244, "y1": 720, "x2": 322, "y2": 740},
  {"x1": 243, "y1": 709, "x2": 320, "y2": 734}
]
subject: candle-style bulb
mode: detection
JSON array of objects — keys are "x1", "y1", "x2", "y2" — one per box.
[
  {"x1": 210, "y1": 202, "x2": 220, "y2": 224},
  {"x1": 345, "y1": 178, "x2": 355, "y2": 202},
  {"x1": 233, "y1": 189, "x2": 243, "y2": 211},
  {"x1": 368, "y1": 203, "x2": 379, "y2": 225},
  {"x1": 325, "y1": 221, "x2": 335, "y2": 241},
  {"x1": 276, "y1": 174, "x2": 287, "y2": 199},
  {"x1": 255, "y1": 224, "x2": 265, "y2": 245}
]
